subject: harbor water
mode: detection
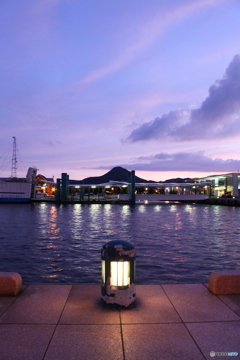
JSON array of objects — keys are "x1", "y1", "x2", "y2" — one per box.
[{"x1": 0, "y1": 202, "x2": 240, "y2": 284}]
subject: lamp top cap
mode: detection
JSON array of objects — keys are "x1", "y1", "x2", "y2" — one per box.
[{"x1": 103, "y1": 240, "x2": 134, "y2": 249}]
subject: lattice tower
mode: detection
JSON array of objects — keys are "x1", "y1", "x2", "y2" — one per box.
[{"x1": 11, "y1": 136, "x2": 17, "y2": 178}]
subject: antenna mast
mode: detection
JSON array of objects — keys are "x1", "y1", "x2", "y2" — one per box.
[{"x1": 11, "y1": 136, "x2": 17, "y2": 178}]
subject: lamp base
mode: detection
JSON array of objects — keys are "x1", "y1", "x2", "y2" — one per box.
[{"x1": 101, "y1": 283, "x2": 136, "y2": 307}]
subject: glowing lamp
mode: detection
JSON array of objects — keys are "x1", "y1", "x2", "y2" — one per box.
[{"x1": 101, "y1": 240, "x2": 136, "y2": 307}]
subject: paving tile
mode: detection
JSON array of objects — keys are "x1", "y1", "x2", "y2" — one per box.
[
  {"x1": 162, "y1": 284, "x2": 240, "y2": 322},
  {"x1": 186, "y1": 322, "x2": 240, "y2": 360},
  {"x1": 0, "y1": 296, "x2": 17, "y2": 317},
  {"x1": 0, "y1": 284, "x2": 71, "y2": 324},
  {"x1": 217, "y1": 294, "x2": 240, "y2": 317},
  {"x1": 0, "y1": 324, "x2": 55, "y2": 360},
  {"x1": 122, "y1": 323, "x2": 205, "y2": 360},
  {"x1": 120, "y1": 285, "x2": 181, "y2": 324},
  {"x1": 60, "y1": 284, "x2": 120, "y2": 324},
  {"x1": 0, "y1": 284, "x2": 28, "y2": 317},
  {"x1": 44, "y1": 324, "x2": 123, "y2": 360}
]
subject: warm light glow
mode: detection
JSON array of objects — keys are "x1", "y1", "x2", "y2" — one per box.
[
  {"x1": 102, "y1": 260, "x2": 105, "y2": 283},
  {"x1": 111, "y1": 261, "x2": 130, "y2": 286}
]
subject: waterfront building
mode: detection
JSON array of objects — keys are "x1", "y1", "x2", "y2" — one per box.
[
  {"x1": 196, "y1": 173, "x2": 240, "y2": 198},
  {"x1": 35, "y1": 174, "x2": 57, "y2": 197},
  {"x1": 56, "y1": 171, "x2": 240, "y2": 204},
  {"x1": 58, "y1": 172, "x2": 211, "y2": 203}
]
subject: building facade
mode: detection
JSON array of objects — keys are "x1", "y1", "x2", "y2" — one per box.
[{"x1": 196, "y1": 173, "x2": 240, "y2": 198}]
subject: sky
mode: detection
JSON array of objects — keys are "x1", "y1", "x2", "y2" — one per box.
[{"x1": 1, "y1": 0, "x2": 240, "y2": 182}]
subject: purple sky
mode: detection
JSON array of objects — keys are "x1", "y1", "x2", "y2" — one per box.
[{"x1": 1, "y1": 0, "x2": 240, "y2": 181}]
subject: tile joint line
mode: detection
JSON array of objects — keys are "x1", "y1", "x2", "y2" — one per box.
[
  {"x1": 203, "y1": 283, "x2": 240, "y2": 319},
  {"x1": 160, "y1": 284, "x2": 207, "y2": 360},
  {"x1": 119, "y1": 309, "x2": 126, "y2": 360},
  {"x1": 42, "y1": 284, "x2": 73, "y2": 360},
  {"x1": 0, "y1": 285, "x2": 29, "y2": 319}
]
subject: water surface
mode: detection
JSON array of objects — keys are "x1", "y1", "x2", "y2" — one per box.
[{"x1": 0, "y1": 202, "x2": 240, "y2": 284}]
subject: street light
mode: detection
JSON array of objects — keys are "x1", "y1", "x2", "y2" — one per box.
[{"x1": 101, "y1": 240, "x2": 136, "y2": 307}]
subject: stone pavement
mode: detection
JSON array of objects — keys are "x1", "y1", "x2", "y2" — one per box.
[{"x1": 0, "y1": 284, "x2": 240, "y2": 360}]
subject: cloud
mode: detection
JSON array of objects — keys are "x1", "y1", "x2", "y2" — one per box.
[
  {"x1": 97, "y1": 151, "x2": 240, "y2": 173},
  {"x1": 43, "y1": 140, "x2": 63, "y2": 147},
  {"x1": 126, "y1": 54, "x2": 240, "y2": 142},
  {"x1": 77, "y1": 0, "x2": 224, "y2": 87}
]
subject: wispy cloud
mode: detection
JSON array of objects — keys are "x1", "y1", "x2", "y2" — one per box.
[
  {"x1": 28, "y1": 0, "x2": 62, "y2": 16},
  {"x1": 126, "y1": 54, "x2": 240, "y2": 142},
  {"x1": 77, "y1": 0, "x2": 225, "y2": 86},
  {"x1": 43, "y1": 140, "x2": 63, "y2": 147},
  {"x1": 12, "y1": 0, "x2": 62, "y2": 48}
]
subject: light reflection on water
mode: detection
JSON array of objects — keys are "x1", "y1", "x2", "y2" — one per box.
[
  {"x1": 153, "y1": 205, "x2": 162, "y2": 212},
  {"x1": 0, "y1": 203, "x2": 240, "y2": 284}
]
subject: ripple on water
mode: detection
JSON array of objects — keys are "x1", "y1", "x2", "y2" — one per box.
[{"x1": 0, "y1": 203, "x2": 240, "y2": 283}]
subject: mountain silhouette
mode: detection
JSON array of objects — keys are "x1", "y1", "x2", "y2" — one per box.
[
  {"x1": 79, "y1": 167, "x2": 190, "y2": 184},
  {"x1": 164, "y1": 177, "x2": 191, "y2": 183},
  {"x1": 82, "y1": 167, "x2": 149, "y2": 184}
]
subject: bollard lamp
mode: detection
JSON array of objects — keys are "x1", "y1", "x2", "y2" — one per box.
[{"x1": 101, "y1": 240, "x2": 136, "y2": 307}]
